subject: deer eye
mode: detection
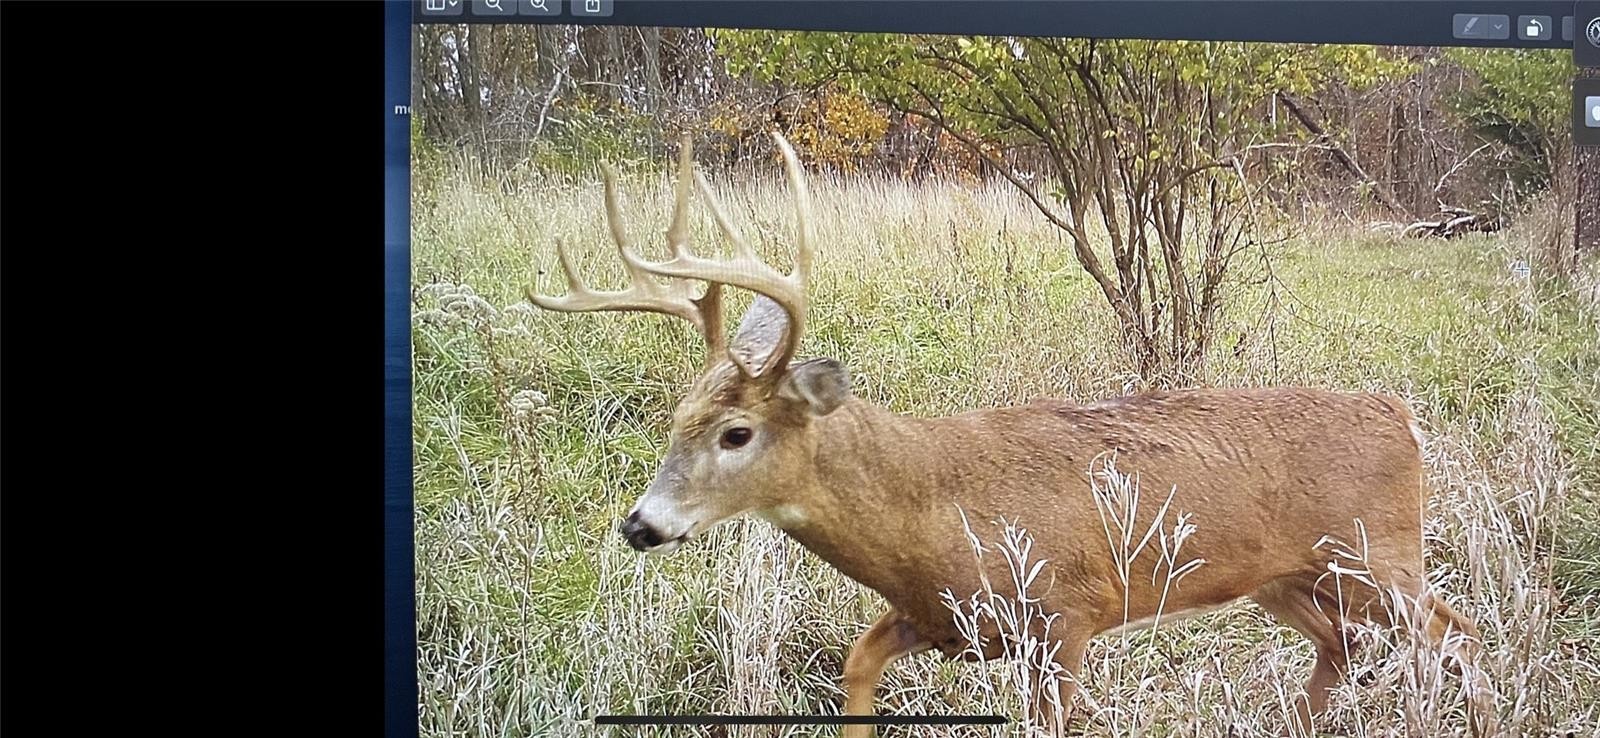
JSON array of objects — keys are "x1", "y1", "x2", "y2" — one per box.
[{"x1": 720, "y1": 427, "x2": 753, "y2": 449}]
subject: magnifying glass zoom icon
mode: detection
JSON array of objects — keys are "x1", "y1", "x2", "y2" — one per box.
[
  {"x1": 484, "y1": 0, "x2": 502, "y2": 9},
  {"x1": 529, "y1": 0, "x2": 546, "y2": 9}
]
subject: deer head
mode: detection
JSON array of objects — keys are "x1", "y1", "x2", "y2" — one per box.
[{"x1": 526, "y1": 132, "x2": 851, "y2": 554}]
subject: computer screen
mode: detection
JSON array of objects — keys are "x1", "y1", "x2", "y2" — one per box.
[{"x1": 387, "y1": 2, "x2": 1600, "y2": 736}]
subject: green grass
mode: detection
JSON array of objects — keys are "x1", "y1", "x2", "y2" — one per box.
[{"x1": 411, "y1": 161, "x2": 1600, "y2": 737}]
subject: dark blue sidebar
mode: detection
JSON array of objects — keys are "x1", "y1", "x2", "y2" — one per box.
[{"x1": 385, "y1": 1, "x2": 419, "y2": 737}]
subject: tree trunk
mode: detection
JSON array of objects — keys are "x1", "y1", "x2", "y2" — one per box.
[
  {"x1": 643, "y1": 27, "x2": 663, "y2": 113},
  {"x1": 411, "y1": 25, "x2": 423, "y2": 112},
  {"x1": 603, "y1": 27, "x2": 623, "y2": 107},
  {"x1": 535, "y1": 26, "x2": 556, "y2": 88},
  {"x1": 417, "y1": 28, "x2": 440, "y2": 139},
  {"x1": 1579, "y1": 66, "x2": 1600, "y2": 257},
  {"x1": 460, "y1": 27, "x2": 482, "y2": 125},
  {"x1": 459, "y1": 26, "x2": 489, "y2": 172}
]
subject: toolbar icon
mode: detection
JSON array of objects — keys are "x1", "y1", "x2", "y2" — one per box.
[
  {"x1": 422, "y1": 0, "x2": 463, "y2": 15},
  {"x1": 1518, "y1": 16, "x2": 1551, "y2": 41},
  {"x1": 572, "y1": 0, "x2": 612, "y2": 17},
  {"x1": 520, "y1": 0, "x2": 561, "y2": 15},
  {"x1": 1454, "y1": 14, "x2": 1509, "y2": 39},
  {"x1": 472, "y1": 0, "x2": 516, "y2": 16}
]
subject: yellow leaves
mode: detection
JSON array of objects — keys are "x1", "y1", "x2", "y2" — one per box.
[
  {"x1": 708, "y1": 109, "x2": 745, "y2": 137},
  {"x1": 825, "y1": 91, "x2": 891, "y2": 143},
  {"x1": 706, "y1": 95, "x2": 770, "y2": 144},
  {"x1": 786, "y1": 88, "x2": 892, "y2": 173}
]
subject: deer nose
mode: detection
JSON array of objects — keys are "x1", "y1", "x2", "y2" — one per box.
[{"x1": 620, "y1": 510, "x2": 664, "y2": 551}]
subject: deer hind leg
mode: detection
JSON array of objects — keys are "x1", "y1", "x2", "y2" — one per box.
[
  {"x1": 842, "y1": 609, "x2": 930, "y2": 738},
  {"x1": 1357, "y1": 573, "x2": 1497, "y2": 738},
  {"x1": 1420, "y1": 594, "x2": 1496, "y2": 737},
  {"x1": 1252, "y1": 578, "x2": 1355, "y2": 738},
  {"x1": 1267, "y1": 562, "x2": 1498, "y2": 738}
]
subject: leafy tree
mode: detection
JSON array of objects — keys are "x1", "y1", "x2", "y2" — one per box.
[
  {"x1": 1446, "y1": 48, "x2": 1574, "y2": 205},
  {"x1": 718, "y1": 32, "x2": 1397, "y2": 384}
]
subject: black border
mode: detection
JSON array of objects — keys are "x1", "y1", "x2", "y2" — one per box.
[{"x1": 7, "y1": 0, "x2": 386, "y2": 728}]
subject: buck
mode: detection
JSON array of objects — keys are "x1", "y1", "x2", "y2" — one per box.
[{"x1": 526, "y1": 133, "x2": 1494, "y2": 737}]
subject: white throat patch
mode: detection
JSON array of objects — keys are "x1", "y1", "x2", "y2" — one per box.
[{"x1": 757, "y1": 504, "x2": 809, "y2": 529}]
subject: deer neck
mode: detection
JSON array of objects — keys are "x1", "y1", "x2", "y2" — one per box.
[{"x1": 759, "y1": 398, "x2": 954, "y2": 594}]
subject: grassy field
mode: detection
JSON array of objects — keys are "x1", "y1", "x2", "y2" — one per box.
[{"x1": 410, "y1": 159, "x2": 1600, "y2": 737}]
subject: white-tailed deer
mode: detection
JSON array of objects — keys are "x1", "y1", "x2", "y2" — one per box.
[{"x1": 526, "y1": 133, "x2": 1494, "y2": 737}]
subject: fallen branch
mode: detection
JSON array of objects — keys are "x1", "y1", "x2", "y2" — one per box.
[{"x1": 1399, "y1": 209, "x2": 1499, "y2": 240}]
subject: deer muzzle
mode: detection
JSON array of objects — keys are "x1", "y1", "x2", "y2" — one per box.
[{"x1": 619, "y1": 508, "x2": 687, "y2": 554}]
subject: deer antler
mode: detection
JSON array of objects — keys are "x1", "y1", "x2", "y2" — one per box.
[
  {"x1": 525, "y1": 135, "x2": 727, "y2": 360},
  {"x1": 526, "y1": 131, "x2": 814, "y2": 378}
]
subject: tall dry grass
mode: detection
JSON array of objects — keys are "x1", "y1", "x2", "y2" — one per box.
[{"x1": 411, "y1": 161, "x2": 1599, "y2": 737}]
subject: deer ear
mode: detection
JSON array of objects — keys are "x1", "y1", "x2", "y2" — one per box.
[
  {"x1": 777, "y1": 358, "x2": 851, "y2": 416},
  {"x1": 730, "y1": 295, "x2": 792, "y2": 376}
]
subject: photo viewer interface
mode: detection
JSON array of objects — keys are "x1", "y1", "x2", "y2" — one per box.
[{"x1": 387, "y1": 2, "x2": 1600, "y2": 737}]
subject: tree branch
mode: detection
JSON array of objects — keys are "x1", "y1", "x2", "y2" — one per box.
[{"x1": 1277, "y1": 93, "x2": 1406, "y2": 215}]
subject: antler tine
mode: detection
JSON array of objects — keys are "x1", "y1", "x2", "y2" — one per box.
[
  {"x1": 692, "y1": 169, "x2": 761, "y2": 263},
  {"x1": 525, "y1": 132, "x2": 815, "y2": 377},
  {"x1": 629, "y1": 132, "x2": 814, "y2": 378},
  {"x1": 666, "y1": 133, "x2": 695, "y2": 260},
  {"x1": 761, "y1": 130, "x2": 814, "y2": 376},
  {"x1": 603, "y1": 165, "x2": 692, "y2": 308},
  {"x1": 524, "y1": 235, "x2": 704, "y2": 330},
  {"x1": 665, "y1": 134, "x2": 726, "y2": 354},
  {"x1": 522, "y1": 167, "x2": 706, "y2": 333},
  {"x1": 601, "y1": 164, "x2": 635, "y2": 261},
  {"x1": 772, "y1": 131, "x2": 814, "y2": 288}
]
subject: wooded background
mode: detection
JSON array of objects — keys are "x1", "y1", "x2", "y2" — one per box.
[
  {"x1": 412, "y1": 25, "x2": 1588, "y2": 382},
  {"x1": 412, "y1": 25, "x2": 1585, "y2": 233}
]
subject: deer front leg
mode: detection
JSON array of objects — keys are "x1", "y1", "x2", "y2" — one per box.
[{"x1": 843, "y1": 609, "x2": 930, "y2": 738}]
